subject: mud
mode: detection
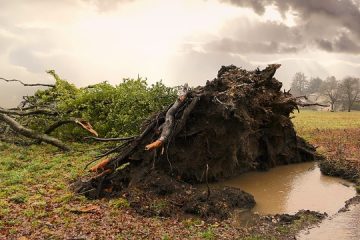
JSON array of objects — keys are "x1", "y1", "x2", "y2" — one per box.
[
  {"x1": 242, "y1": 210, "x2": 327, "y2": 240},
  {"x1": 319, "y1": 158, "x2": 360, "y2": 182},
  {"x1": 212, "y1": 162, "x2": 356, "y2": 215},
  {"x1": 298, "y1": 199, "x2": 360, "y2": 240}
]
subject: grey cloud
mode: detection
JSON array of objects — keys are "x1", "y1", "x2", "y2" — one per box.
[
  {"x1": 206, "y1": 38, "x2": 300, "y2": 54},
  {"x1": 220, "y1": 0, "x2": 360, "y2": 53},
  {"x1": 316, "y1": 39, "x2": 333, "y2": 52},
  {"x1": 316, "y1": 34, "x2": 360, "y2": 53},
  {"x1": 0, "y1": 83, "x2": 37, "y2": 108},
  {"x1": 334, "y1": 34, "x2": 360, "y2": 53},
  {"x1": 82, "y1": 0, "x2": 133, "y2": 12},
  {"x1": 165, "y1": 50, "x2": 254, "y2": 87},
  {"x1": 222, "y1": 0, "x2": 360, "y2": 37},
  {"x1": 9, "y1": 48, "x2": 44, "y2": 73},
  {"x1": 222, "y1": 0, "x2": 267, "y2": 14},
  {"x1": 0, "y1": 34, "x2": 14, "y2": 55}
]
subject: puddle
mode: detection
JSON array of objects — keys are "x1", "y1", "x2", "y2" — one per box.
[
  {"x1": 298, "y1": 203, "x2": 360, "y2": 240},
  {"x1": 213, "y1": 162, "x2": 356, "y2": 215}
]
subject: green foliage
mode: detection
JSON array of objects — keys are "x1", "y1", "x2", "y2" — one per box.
[
  {"x1": 200, "y1": 227, "x2": 215, "y2": 240},
  {"x1": 109, "y1": 198, "x2": 130, "y2": 209},
  {"x1": 9, "y1": 194, "x2": 27, "y2": 204},
  {"x1": 161, "y1": 234, "x2": 171, "y2": 240},
  {"x1": 23, "y1": 71, "x2": 177, "y2": 139}
]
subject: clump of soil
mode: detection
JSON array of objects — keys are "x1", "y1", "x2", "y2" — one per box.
[
  {"x1": 74, "y1": 64, "x2": 318, "y2": 219},
  {"x1": 183, "y1": 186, "x2": 255, "y2": 219},
  {"x1": 320, "y1": 158, "x2": 360, "y2": 182}
]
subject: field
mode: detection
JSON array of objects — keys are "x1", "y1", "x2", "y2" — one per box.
[
  {"x1": 292, "y1": 110, "x2": 360, "y2": 162},
  {"x1": 0, "y1": 110, "x2": 359, "y2": 239}
]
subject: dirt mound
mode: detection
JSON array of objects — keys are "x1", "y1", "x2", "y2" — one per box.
[
  {"x1": 183, "y1": 186, "x2": 255, "y2": 219},
  {"x1": 74, "y1": 64, "x2": 318, "y2": 218}
]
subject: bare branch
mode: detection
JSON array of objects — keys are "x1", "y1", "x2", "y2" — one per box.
[
  {"x1": 0, "y1": 107, "x2": 57, "y2": 116},
  {"x1": 145, "y1": 84, "x2": 190, "y2": 151},
  {"x1": 44, "y1": 118, "x2": 98, "y2": 136},
  {"x1": 84, "y1": 136, "x2": 137, "y2": 142},
  {"x1": 0, "y1": 113, "x2": 70, "y2": 151},
  {"x1": 297, "y1": 103, "x2": 329, "y2": 107},
  {"x1": 0, "y1": 77, "x2": 55, "y2": 87}
]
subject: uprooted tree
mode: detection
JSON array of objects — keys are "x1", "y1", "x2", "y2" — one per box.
[
  {"x1": 1, "y1": 65, "x2": 322, "y2": 218},
  {"x1": 73, "y1": 65, "x2": 320, "y2": 215}
]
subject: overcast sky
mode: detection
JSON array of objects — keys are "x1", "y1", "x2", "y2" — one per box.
[{"x1": 1, "y1": 0, "x2": 360, "y2": 107}]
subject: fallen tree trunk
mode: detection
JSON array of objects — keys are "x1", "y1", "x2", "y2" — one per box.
[{"x1": 0, "y1": 113, "x2": 70, "y2": 151}]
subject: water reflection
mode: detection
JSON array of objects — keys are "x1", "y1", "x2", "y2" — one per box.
[{"x1": 214, "y1": 162, "x2": 356, "y2": 215}]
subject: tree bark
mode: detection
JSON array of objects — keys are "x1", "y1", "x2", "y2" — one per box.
[
  {"x1": 0, "y1": 113, "x2": 70, "y2": 151},
  {"x1": 145, "y1": 85, "x2": 190, "y2": 151},
  {"x1": 0, "y1": 77, "x2": 55, "y2": 87},
  {"x1": 0, "y1": 107, "x2": 57, "y2": 116}
]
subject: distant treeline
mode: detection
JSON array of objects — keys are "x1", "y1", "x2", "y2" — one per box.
[{"x1": 290, "y1": 72, "x2": 360, "y2": 111}]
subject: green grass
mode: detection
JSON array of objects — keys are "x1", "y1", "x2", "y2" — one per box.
[
  {"x1": 291, "y1": 110, "x2": 360, "y2": 140},
  {"x1": 292, "y1": 110, "x2": 360, "y2": 130},
  {"x1": 200, "y1": 227, "x2": 215, "y2": 240},
  {"x1": 0, "y1": 142, "x2": 102, "y2": 233}
]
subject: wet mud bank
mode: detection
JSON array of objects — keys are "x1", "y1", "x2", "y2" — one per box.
[
  {"x1": 298, "y1": 196, "x2": 360, "y2": 240},
  {"x1": 319, "y1": 158, "x2": 360, "y2": 191},
  {"x1": 296, "y1": 160, "x2": 360, "y2": 240}
]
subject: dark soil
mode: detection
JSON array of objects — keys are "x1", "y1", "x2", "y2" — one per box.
[
  {"x1": 319, "y1": 158, "x2": 360, "y2": 182},
  {"x1": 339, "y1": 195, "x2": 360, "y2": 212}
]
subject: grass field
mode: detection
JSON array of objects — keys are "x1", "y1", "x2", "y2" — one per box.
[
  {"x1": 291, "y1": 110, "x2": 360, "y2": 138},
  {"x1": 292, "y1": 110, "x2": 360, "y2": 160},
  {"x1": 0, "y1": 110, "x2": 359, "y2": 239}
]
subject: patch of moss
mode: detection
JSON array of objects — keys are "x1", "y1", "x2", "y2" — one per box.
[
  {"x1": 9, "y1": 194, "x2": 27, "y2": 204},
  {"x1": 355, "y1": 185, "x2": 360, "y2": 194},
  {"x1": 110, "y1": 197, "x2": 130, "y2": 209},
  {"x1": 199, "y1": 227, "x2": 215, "y2": 240}
]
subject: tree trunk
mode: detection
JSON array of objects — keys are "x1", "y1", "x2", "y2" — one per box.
[{"x1": 0, "y1": 113, "x2": 70, "y2": 151}]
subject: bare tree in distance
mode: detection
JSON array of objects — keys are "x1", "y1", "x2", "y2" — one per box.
[
  {"x1": 307, "y1": 77, "x2": 323, "y2": 96},
  {"x1": 290, "y1": 72, "x2": 308, "y2": 96},
  {"x1": 341, "y1": 77, "x2": 360, "y2": 112},
  {"x1": 321, "y1": 76, "x2": 341, "y2": 112}
]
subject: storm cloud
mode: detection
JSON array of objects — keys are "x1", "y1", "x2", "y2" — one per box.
[
  {"x1": 0, "y1": 0, "x2": 360, "y2": 107},
  {"x1": 217, "y1": 0, "x2": 360, "y2": 54}
]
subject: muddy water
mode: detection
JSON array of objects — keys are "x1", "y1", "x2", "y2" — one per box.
[
  {"x1": 298, "y1": 204, "x2": 360, "y2": 240},
  {"x1": 215, "y1": 162, "x2": 356, "y2": 215}
]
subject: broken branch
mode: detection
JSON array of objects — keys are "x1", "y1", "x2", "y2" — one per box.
[
  {"x1": 0, "y1": 113, "x2": 70, "y2": 151},
  {"x1": 84, "y1": 136, "x2": 136, "y2": 142},
  {"x1": 44, "y1": 119, "x2": 98, "y2": 136},
  {"x1": 145, "y1": 84, "x2": 190, "y2": 151},
  {"x1": 0, "y1": 77, "x2": 55, "y2": 87},
  {"x1": 0, "y1": 107, "x2": 57, "y2": 116}
]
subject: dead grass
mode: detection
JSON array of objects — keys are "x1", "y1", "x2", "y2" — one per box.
[
  {"x1": 292, "y1": 110, "x2": 360, "y2": 183},
  {"x1": 292, "y1": 110, "x2": 360, "y2": 160}
]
